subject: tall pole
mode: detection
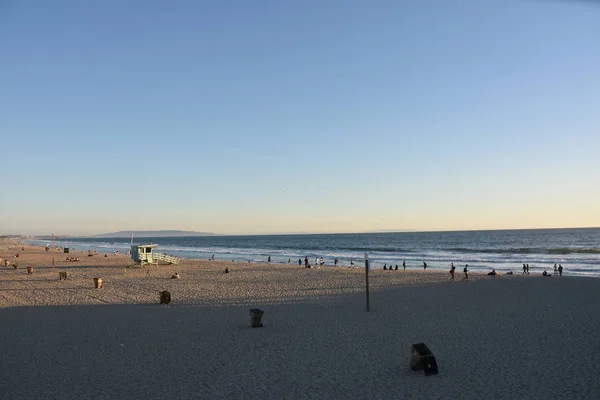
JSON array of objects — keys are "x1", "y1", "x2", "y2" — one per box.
[
  {"x1": 52, "y1": 233, "x2": 55, "y2": 270},
  {"x1": 365, "y1": 252, "x2": 370, "y2": 312}
]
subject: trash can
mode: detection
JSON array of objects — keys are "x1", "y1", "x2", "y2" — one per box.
[
  {"x1": 64, "y1": 248, "x2": 70, "y2": 253},
  {"x1": 410, "y1": 343, "x2": 438, "y2": 375},
  {"x1": 249, "y1": 308, "x2": 264, "y2": 328},
  {"x1": 160, "y1": 290, "x2": 171, "y2": 304},
  {"x1": 94, "y1": 277, "x2": 103, "y2": 289},
  {"x1": 27, "y1": 266, "x2": 34, "y2": 274},
  {"x1": 59, "y1": 271, "x2": 67, "y2": 280}
]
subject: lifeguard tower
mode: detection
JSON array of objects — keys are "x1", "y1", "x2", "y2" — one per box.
[{"x1": 131, "y1": 244, "x2": 179, "y2": 266}]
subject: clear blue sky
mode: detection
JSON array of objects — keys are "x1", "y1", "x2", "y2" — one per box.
[{"x1": 1, "y1": 0, "x2": 599, "y2": 235}]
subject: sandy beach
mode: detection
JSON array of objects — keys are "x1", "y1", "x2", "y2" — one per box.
[{"x1": 1, "y1": 239, "x2": 599, "y2": 399}]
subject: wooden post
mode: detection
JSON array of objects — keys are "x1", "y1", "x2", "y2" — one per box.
[
  {"x1": 365, "y1": 252, "x2": 370, "y2": 312},
  {"x1": 52, "y1": 233, "x2": 55, "y2": 270}
]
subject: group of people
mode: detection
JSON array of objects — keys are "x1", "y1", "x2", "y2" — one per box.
[
  {"x1": 523, "y1": 263, "x2": 564, "y2": 276},
  {"x1": 262, "y1": 255, "x2": 567, "y2": 279},
  {"x1": 449, "y1": 263, "x2": 469, "y2": 280},
  {"x1": 65, "y1": 257, "x2": 79, "y2": 262},
  {"x1": 554, "y1": 263, "x2": 564, "y2": 276},
  {"x1": 297, "y1": 256, "x2": 327, "y2": 268},
  {"x1": 541, "y1": 264, "x2": 564, "y2": 277}
]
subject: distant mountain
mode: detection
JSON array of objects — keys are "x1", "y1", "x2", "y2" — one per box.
[
  {"x1": 369, "y1": 229, "x2": 418, "y2": 233},
  {"x1": 94, "y1": 230, "x2": 216, "y2": 238}
]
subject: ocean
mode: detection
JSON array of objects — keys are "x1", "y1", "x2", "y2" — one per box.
[{"x1": 26, "y1": 228, "x2": 600, "y2": 277}]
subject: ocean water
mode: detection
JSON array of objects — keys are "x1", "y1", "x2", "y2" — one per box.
[{"x1": 27, "y1": 228, "x2": 600, "y2": 277}]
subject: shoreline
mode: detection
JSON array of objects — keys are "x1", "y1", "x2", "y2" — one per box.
[
  {"x1": 0, "y1": 240, "x2": 572, "y2": 309},
  {"x1": 21, "y1": 235, "x2": 593, "y2": 278}
]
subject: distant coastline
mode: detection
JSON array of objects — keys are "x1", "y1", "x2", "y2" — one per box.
[{"x1": 94, "y1": 230, "x2": 217, "y2": 238}]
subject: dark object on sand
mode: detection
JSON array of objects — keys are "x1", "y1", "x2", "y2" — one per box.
[
  {"x1": 59, "y1": 271, "x2": 67, "y2": 280},
  {"x1": 94, "y1": 277, "x2": 103, "y2": 288},
  {"x1": 224, "y1": 268, "x2": 230, "y2": 274},
  {"x1": 410, "y1": 343, "x2": 438, "y2": 376},
  {"x1": 27, "y1": 266, "x2": 33, "y2": 274},
  {"x1": 64, "y1": 248, "x2": 69, "y2": 253},
  {"x1": 160, "y1": 290, "x2": 171, "y2": 304},
  {"x1": 250, "y1": 308, "x2": 264, "y2": 328}
]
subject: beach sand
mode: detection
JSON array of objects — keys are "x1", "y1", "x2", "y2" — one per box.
[{"x1": 1, "y1": 240, "x2": 599, "y2": 399}]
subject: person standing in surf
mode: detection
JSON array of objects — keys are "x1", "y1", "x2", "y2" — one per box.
[
  {"x1": 403, "y1": 260, "x2": 406, "y2": 270},
  {"x1": 450, "y1": 263, "x2": 455, "y2": 281},
  {"x1": 423, "y1": 262, "x2": 427, "y2": 270},
  {"x1": 463, "y1": 264, "x2": 469, "y2": 280}
]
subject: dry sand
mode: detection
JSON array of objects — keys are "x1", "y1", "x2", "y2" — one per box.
[{"x1": 1, "y1": 240, "x2": 599, "y2": 399}]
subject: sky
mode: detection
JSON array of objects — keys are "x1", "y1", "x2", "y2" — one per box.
[{"x1": 1, "y1": 0, "x2": 599, "y2": 236}]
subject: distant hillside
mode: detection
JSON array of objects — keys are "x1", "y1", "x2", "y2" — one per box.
[
  {"x1": 370, "y1": 229, "x2": 418, "y2": 233},
  {"x1": 94, "y1": 230, "x2": 216, "y2": 238}
]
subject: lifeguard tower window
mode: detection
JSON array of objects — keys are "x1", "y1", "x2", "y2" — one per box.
[{"x1": 145, "y1": 247, "x2": 152, "y2": 253}]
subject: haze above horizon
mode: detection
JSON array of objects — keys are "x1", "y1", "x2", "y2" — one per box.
[{"x1": 1, "y1": 1, "x2": 599, "y2": 236}]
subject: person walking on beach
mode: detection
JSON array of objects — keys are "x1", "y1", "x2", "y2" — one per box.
[
  {"x1": 304, "y1": 256, "x2": 309, "y2": 267},
  {"x1": 558, "y1": 264, "x2": 563, "y2": 276},
  {"x1": 268, "y1": 256, "x2": 271, "y2": 263},
  {"x1": 403, "y1": 260, "x2": 406, "y2": 270},
  {"x1": 450, "y1": 263, "x2": 455, "y2": 281},
  {"x1": 554, "y1": 263, "x2": 558, "y2": 274},
  {"x1": 395, "y1": 264, "x2": 398, "y2": 270},
  {"x1": 522, "y1": 264, "x2": 527, "y2": 275},
  {"x1": 383, "y1": 264, "x2": 387, "y2": 270},
  {"x1": 423, "y1": 262, "x2": 427, "y2": 270},
  {"x1": 526, "y1": 264, "x2": 530, "y2": 275},
  {"x1": 463, "y1": 264, "x2": 469, "y2": 280},
  {"x1": 299, "y1": 258, "x2": 302, "y2": 266}
]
